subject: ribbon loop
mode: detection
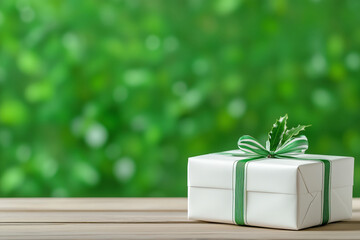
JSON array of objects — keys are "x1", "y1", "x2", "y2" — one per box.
[
  {"x1": 237, "y1": 135, "x2": 269, "y2": 156},
  {"x1": 274, "y1": 135, "x2": 308, "y2": 156}
]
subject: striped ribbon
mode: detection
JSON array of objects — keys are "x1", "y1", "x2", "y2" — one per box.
[{"x1": 224, "y1": 135, "x2": 331, "y2": 226}]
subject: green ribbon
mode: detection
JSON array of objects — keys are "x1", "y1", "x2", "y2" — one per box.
[{"x1": 223, "y1": 135, "x2": 331, "y2": 226}]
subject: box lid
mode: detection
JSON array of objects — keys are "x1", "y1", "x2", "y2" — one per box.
[{"x1": 188, "y1": 150, "x2": 354, "y2": 194}]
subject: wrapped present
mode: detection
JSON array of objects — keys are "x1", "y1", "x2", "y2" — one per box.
[{"x1": 187, "y1": 115, "x2": 354, "y2": 230}]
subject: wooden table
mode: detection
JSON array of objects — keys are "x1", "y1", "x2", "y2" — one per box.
[{"x1": 0, "y1": 198, "x2": 359, "y2": 239}]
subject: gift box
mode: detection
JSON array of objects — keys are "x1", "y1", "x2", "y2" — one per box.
[
  {"x1": 188, "y1": 151, "x2": 353, "y2": 230},
  {"x1": 187, "y1": 116, "x2": 354, "y2": 230}
]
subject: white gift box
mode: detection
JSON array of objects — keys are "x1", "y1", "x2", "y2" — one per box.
[{"x1": 188, "y1": 150, "x2": 354, "y2": 230}]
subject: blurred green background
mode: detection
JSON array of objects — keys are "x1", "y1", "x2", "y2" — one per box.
[{"x1": 0, "y1": 0, "x2": 359, "y2": 197}]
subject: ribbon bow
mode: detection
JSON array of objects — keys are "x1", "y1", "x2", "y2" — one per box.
[{"x1": 237, "y1": 134, "x2": 309, "y2": 158}]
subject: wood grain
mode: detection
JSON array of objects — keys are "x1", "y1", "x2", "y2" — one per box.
[
  {"x1": 0, "y1": 198, "x2": 186, "y2": 211},
  {"x1": 0, "y1": 198, "x2": 358, "y2": 239}
]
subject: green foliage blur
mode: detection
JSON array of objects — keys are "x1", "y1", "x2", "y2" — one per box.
[{"x1": 0, "y1": 0, "x2": 359, "y2": 197}]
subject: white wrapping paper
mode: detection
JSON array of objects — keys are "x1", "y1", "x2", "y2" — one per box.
[{"x1": 188, "y1": 150, "x2": 354, "y2": 230}]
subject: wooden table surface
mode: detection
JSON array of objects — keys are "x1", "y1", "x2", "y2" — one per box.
[{"x1": 0, "y1": 198, "x2": 359, "y2": 239}]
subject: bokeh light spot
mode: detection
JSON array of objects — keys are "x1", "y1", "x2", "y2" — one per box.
[
  {"x1": 71, "y1": 117, "x2": 84, "y2": 137},
  {"x1": 172, "y1": 81, "x2": 187, "y2": 96},
  {"x1": 346, "y1": 53, "x2": 360, "y2": 70},
  {"x1": 99, "y1": 6, "x2": 116, "y2": 25},
  {"x1": 308, "y1": 54, "x2": 327, "y2": 76},
  {"x1": 19, "y1": 6, "x2": 35, "y2": 23},
  {"x1": 227, "y1": 98, "x2": 246, "y2": 118},
  {"x1": 124, "y1": 69, "x2": 150, "y2": 87},
  {"x1": 192, "y1": 59, "x2": 209, "y2": 76},
  {"x1": 328, "y1": 35, "x2": 344, "y2": 57},
  {"x1": 113, "y1": 86, "x2": 128, "y2": 103},
  {"x1": 25, "y1": 81, "x2": 53, "y2": 102},
  {"x1": 85, "y1": 123, "x2": 108, "y2": 148},
  {"x1": 52, "y1": 188, "x2": 68, "y2": 197},
  {"x1": 0, "y1": 168, "x2": 24, "y2": 193},
  {"x1": 0, "y1": 100, "x2": 27, "y2": 125},
  {"x1": 83, "y1": 104, "x2": 98, "y2": 118},
  {"x1": 114, "y1": 157, "x2": 136, "y2": 182},
  {"x1": 145, "y1": 35, "x2": 160, "y2": 51},
  {"x1": 62, "y1": 32, "x2": 83, "y2": 60},
  {"x1": 16, "y1": 144, "x2": 31, "y2": 162},
  {"x1": 131, "y1": 115, "x2": 147, "y2": 132},
  {"x1": 182, "y1": 89, "x2": 202, "y2": 109},
  {"x1": 312, "y1": 89, "x2": 334, "y2": 110},
  {"x1": 41, "y1": 157, "x2": 58, "y2": 178},
  {"x1": 17, "y1": 51, "x2": 41, "y2": 75},
  {"x1": 74, "y1": 162, "x2": 100, "y2": 186},
  {"x1": 213, "y1": 0, "x2": 241, "y2": 15}
]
